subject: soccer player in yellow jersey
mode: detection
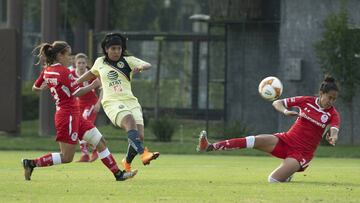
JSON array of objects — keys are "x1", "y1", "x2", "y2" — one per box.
[{"x1": 77, "y1": 33, "x2": 160, "y2": 172}]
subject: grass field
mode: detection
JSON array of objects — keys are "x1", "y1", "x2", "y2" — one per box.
[{"x1": 1, "y1": 151, "x2": 359, "y2": 203}]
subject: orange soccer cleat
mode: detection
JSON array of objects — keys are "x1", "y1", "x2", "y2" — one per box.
[
  {"x1": 121, "y1": 158, "x2": 132, "y2": 172},
  {"x1": 141, "y1": 147, "x2": 160, "y2": 165}
]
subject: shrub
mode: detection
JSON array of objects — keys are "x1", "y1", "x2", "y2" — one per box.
[
  {"x1": 150, "y1": 115, "x2": 178, "y2": 142},
  {"x1": 213, "y1": 121, "x2": 252, "y2": 140}
]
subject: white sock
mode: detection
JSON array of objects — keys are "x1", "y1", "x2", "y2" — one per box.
[
  {"x1": 51, "y1": 153, "x2": 62, "y2": 165},
  {"x1": 246, "y1": 136, "x2": 255, "y2": 148}
]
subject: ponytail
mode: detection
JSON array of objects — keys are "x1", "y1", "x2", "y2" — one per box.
[
  {"x1": 33, "y1": 41, "x2": 70, "y2": 66},
  {"x1": 320, "y1": 76, "x2": 338, "y2": 93}
]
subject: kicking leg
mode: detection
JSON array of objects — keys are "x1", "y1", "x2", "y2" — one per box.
[
  {"x1": 197, "y1": 130, "x2": 278, "y2": 153},
  {"x1": 120, "y1": 115, "x2": 159, "y2": 166},
  {"x1": 268, "y1": 157, "x2": 300, "y2": 183}
]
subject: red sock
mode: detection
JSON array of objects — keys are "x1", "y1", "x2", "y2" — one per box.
[
  {"x1": 34, "y1": 153, "x2": 54, "y2": 167},
  {"x1": 212, "y1": 138, "x2": 246, "y2": 150},
  {"x1": 98, "y1": 148, "x2": 120, "y2": 174}
]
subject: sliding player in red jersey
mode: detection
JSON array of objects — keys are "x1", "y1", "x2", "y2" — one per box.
[
  {"x1": 22, "y1": 41, "x2": 137, "y2": 181},
  {"x1": 71, "y1": 53, "x2": 101, "y2": 162},
  {"x1": 197, "y1": 77, "x2": 340, "y2": 183}
]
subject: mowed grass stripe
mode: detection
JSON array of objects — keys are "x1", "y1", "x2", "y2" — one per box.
[{"x1": 0, "y1": 151, "x2": 359, "y2": 203}]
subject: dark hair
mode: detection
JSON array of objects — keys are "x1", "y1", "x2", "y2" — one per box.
[
  {"x1": 101, "y1": 33, "x2": 130, "y2": 61},
  {"x1": 33, "y1": 41, "x2": 70, "y2": 66},
  {"x1": 320, "y1": 76, "x2": 339, "y2": 93}
]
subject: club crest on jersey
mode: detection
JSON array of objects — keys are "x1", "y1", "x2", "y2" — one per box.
[
  {"x1": 117, "y1": 61, "x2": 125, "y2": 68},
  {"x1": 321, "y1": 114, "x2": 329, "y2": 123},
  {"x1": 118, "y1": 105, "x2": 125, "y2": 109},
  {"x1": 107, "y1": 70, "x2": 119, "y2": 80},
  {"x1": 71, "y1": 132, "x2": 78, "y2": 141}
]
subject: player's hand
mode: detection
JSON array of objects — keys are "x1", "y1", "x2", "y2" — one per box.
[
  {"x1": 326, "y1": 133, "x2": 338, "y2": 146},
  {"x1": 132, "y1": 67, "x2": 143, "y2": 74},
  {"x1": 283, "y1": 109, "x2": 298, "y2": 117}
]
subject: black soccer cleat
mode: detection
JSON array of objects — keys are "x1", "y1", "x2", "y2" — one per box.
[
  {"x1": 22, "y1": 159, "x2": 35, "y2": 181},
  {"x1": 114, "y1": 169, "x2": 138, "y2": 181}
]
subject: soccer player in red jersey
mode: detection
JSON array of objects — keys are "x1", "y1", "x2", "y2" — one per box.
[
  {"x1": 22, "y1": 41, "x2": 137, "y2": 181},
  {"x1": 197, "y1": 77, "x2": 340, "y2": 183},
  {"x1": 71, "y1": 53, "x2": 101, "y2": 162}
]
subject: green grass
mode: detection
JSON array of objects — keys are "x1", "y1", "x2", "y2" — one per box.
[
  {"x1": 1, "y1": 151, "x2": 360, "y2": 203},
  {"x1": 1, "y1": 120, "x2": 360, "y2": 158}
]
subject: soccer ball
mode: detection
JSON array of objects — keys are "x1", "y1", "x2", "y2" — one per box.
[{"x1": 258, "y1": 76, "x2": 283, "y2": 101}]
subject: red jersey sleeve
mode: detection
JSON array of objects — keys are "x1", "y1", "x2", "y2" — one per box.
[
  {"x1": 33, "y1": 68, "x2": 45, "y2": 88},
  {"x1": 329, "y1": 109, "x2": 340, "y2": 129},
  {"x1": 283, "y1": 96, "x2": 307, "y2": 108}
]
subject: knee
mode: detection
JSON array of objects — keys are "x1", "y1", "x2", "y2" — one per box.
[
  {"x1": 268, "y1": 175, "x2": 292, "y2": 183},
  {"x1": 138, "y1": 132, "x2": 144, "y2": 141},
  {"x1": 121, "y1": 115, "x2": 137, "y2": 130},
  {"x1": 268, "y1": 175, "x2": 280, "y2": 183},
  {"x1": 61, "y1": 154, "x2": 74, "y2": 163}
]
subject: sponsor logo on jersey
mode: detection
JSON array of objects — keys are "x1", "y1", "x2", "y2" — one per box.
[
  {"x1": 300, "y1": 112, "x2": 326, "y2": 128},
  {"x1": 321, "y1": 114, "x2": 329, "y2": 123},
  {"x1": 107, "y1": 70, "x2": 119, "y2": 80},
  {"x1": 109, "y1": 80, "x2": 122, "y2": 87},
  {"x1": 117, "y1": 61, "x2": 125, "y2": 68}
]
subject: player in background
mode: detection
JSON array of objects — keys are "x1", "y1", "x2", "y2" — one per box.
[
  {"x1": 197, "y1": 77, "x2": 340, "y2": 183},
  {"x1": 22, "y1": 41, "x2": 137, "y2": 181},
  {"x1": 76, "y1": 33, "x2": 159, "y2": 173},
  {"x1": 71, "y1": 53, "x2": 102, "y2": 162}
]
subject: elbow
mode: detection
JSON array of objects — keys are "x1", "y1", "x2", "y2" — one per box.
[
  {"x1": 272, "y1": 100, "x2": 279, "y2": 107},
  {"x1": 32, "y1": 86, "x2": 40, "y2": 92},
  {"x1": 145, "y1": 63, "x2": 152, "y2": 69}
]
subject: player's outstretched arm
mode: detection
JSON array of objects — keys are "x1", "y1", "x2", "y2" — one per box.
[
  {"x1": 73, "y1": 79, "x2": 101, "y2": 97},
  {"x1": 76, "y1": 71, "x2": 96, "y2": 84},
  {"x1": 272, "y1": 99, "x2": 298, "y2": 116}
]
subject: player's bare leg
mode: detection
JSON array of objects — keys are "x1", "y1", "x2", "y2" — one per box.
[
  {"x1": 78, "y1": 140, "x2": 90, "y2": 162},
  {"x1": 268, "y1": 157, "x2": 300, "y2": 183},
  {"x1": 252, "y1": 134, "x2": 279, "y2": 153},
  {"x1": 59, "y1": 142, "x2": 77, "y2": 163}
]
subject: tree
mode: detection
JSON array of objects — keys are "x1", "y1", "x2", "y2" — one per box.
[
  {"x1": 314, "y1": 1, "x2": 360, "y2": 144},
  {"x1": 314, "y1": 2, "x2": 360, "y2": 103}
]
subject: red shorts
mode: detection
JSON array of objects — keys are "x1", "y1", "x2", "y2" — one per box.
[
  {"x1": 80, "y1": 104, "x2": 98, "y2": 124},
  {"x1": 271, "y1": 133, "x2": 314, "y2": 172},
  {"x1": 54, "y1": 112, "x2": 95, "y2": 144}
]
